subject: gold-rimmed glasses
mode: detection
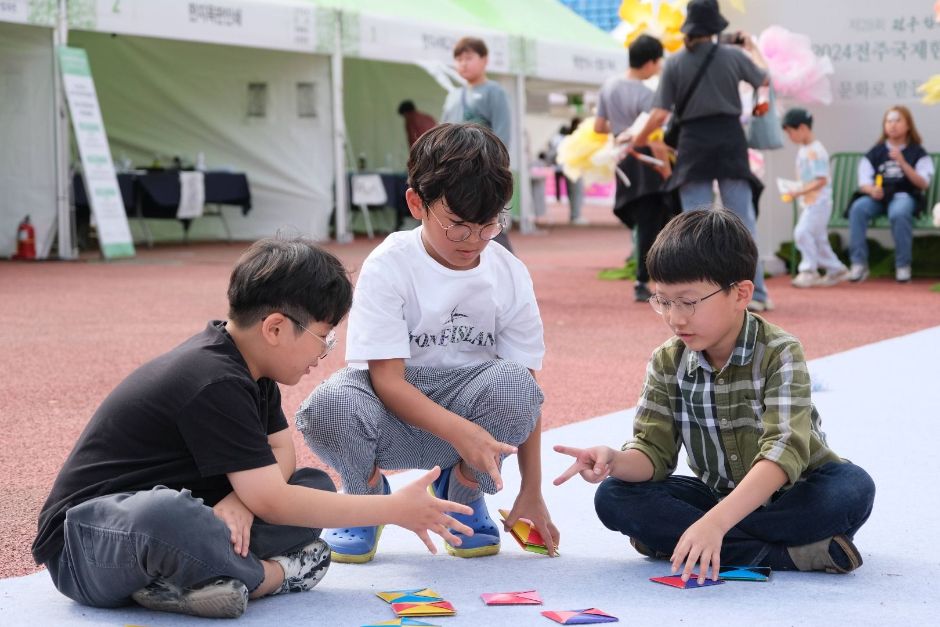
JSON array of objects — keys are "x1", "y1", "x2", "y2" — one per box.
[
  {"x1": 648, "y1": 283, "x2": 737, "y2": 317},
  {"x1": 424, "y1": 203, "x2": 509, "y2": 242}
]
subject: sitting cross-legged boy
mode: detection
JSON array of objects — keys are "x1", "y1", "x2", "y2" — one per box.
[
  {"x1": 554, "y1": 208, "x2": 875, "y2": 582},
  {"x1": 297, "y1": 123, "x2": 559, "y2": 563},
  {"x1": 32, "y1": 238, "x2": 473, "y2": 620}
]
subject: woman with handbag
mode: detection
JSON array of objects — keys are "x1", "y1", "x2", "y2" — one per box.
[{"x1": 628, "y1": 0, "x2": 773, "y2": 311}]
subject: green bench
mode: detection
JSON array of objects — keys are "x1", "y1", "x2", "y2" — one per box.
[{"x1": 828, "y1": 152, "x2": 940, "y2": 230}]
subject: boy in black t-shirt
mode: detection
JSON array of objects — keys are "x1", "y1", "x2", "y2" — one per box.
[{"x1": 32, "y1": 237, "x2": 474, "y2": 620}]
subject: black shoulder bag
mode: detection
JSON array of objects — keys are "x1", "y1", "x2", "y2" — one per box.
[{"x1": 663, "y1": 43, "x2": 718, "y2": 148}]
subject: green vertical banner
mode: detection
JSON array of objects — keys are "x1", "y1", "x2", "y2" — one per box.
[{"x1": 58, "y1": 46, "x2": 135, "y2": 259}]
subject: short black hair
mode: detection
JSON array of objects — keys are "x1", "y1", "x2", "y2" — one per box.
[
  {"x1": 228, "y1": 236, "x2": 352, "y2": 329},
  {"x1": 397, "y1": 100, "x2": 416, "y2": 115},
  {"x1": 647, "y1": 208, "x2": 757, "y2": 287},
  {"x1": 781, "y1": 107, "x2": 813, "y2": 130},
  {"x1": 407, "y1": 123, "x2": 512, "y2": 224},
  {"x1": 453, "y1": 36, "x2": 488, "y2": 58},
  {"x1": 629, "y1": 34, "x2": 664, "y2": 68}
]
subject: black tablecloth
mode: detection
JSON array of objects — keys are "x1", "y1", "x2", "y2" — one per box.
[{"x1": 73, "y1": 171, "x2": 252, "y2": 222}]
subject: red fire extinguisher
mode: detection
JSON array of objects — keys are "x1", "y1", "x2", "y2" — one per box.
[{"x1": 15, "y1": 215, "x2": 36, "y2": 260}]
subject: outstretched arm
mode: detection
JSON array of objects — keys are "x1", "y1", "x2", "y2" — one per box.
[
  {"x1": 505, "y1": 411, "x2": 560, "y2": 556},
  {"x1": 229, "y1": 464, "x2": 474, "y2": 553}
]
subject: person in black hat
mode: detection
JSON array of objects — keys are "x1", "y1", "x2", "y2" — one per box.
[{"x1": 626, "y1": 0, "x2": 775, "y2": 312}]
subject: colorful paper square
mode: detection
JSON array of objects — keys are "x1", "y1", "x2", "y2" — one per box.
[
  {"x1": 361, "y1": 619, "x2": 441, "y2": 627},
  {"x1": 541, "y1": 608, "x2": 618, "y2": 624},
  {"x1": 391, "y1": 600, "x2": 456, "y2": 617},
  {"x1": 498, "y1": 509, "x2": 558, "y2": 555},
  {"x1": 718, "y1": 566, "x2": 771, "y2": 581},
  {"x1": 650, "y1": 574, "x2": 724, "y2": 589},
  {"x1": 376, "y1": 588, "x2": 443, "y2": 604},
  {"x1": 481, "y1": 589, "x2": 543, "y2": 605}
]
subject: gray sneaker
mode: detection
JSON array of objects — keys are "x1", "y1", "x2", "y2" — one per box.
[
  {"x1": 270, "y1": 538, "x2": 332, "y2": 595},
  {"x1": 132, "y1": 576, "x2": 248, "y2": 619}
]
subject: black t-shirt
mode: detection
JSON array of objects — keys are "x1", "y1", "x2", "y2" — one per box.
[{"x1": 32, "y1": 321, "x2": 288, "y2": 565}]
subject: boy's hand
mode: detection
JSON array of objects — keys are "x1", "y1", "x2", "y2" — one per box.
[
  {"x1": 454, "y1": 422, "x2": 517, "y2": 491},
  {"x1": 552, "y1": 444, "x2": 616, "y2": 485},
  {"x1": 391, "y1": 466, "x2": 475, "y2": 554},
  {"x1": 671, "y1": 516, "x2": 724, "y2": 585},
  {"x1": 213, "y1": 491, "x2": 255, "y2": 557},
  {"x1": 867, "y1": 185, "x2": 885, "y2": 200},
  {"x1": 503, "y1": 489, "x2": 560, "y2": 557}
]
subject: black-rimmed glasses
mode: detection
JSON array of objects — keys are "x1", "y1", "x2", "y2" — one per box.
[
  {"x1": 425, "y1": 203, "x2": 509, "y2": 242},
  {"x1": 281, "y1": 314, "x2": 336, "y2": 360},
  {"x1": 648, "y1": 283, "x2": 737, "y2": 317}
]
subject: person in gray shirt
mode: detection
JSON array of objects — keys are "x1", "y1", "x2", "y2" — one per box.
[
  {"x1": 628, "y1": 0, "x2": 773, "y2": 312},
  {"x1": 595, "y1": 34, "x2": 670, "y2": 303},
  {"x1": 442, "y1": 36, "x2": 514, "y2": 252}
]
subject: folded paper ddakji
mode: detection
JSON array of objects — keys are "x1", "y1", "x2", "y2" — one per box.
[
  {"x1": 480, "y1": 589, "x2": 543, "y2": 605},
  {"x1": 498, "y1": 509, "x2": 558, "y2": 555},
  {"x1": 541, "y1": 608, "x2": 618, "y2": 624}
]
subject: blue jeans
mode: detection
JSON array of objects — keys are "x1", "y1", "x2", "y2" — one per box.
[
  {"x1": 46, "y1": 468, "x2": 333, "y2": 609},
  {"x1": 594, "y1": 462, "x2": 875, "y2": 569},
  {"x1": 679, "y1": 179, "x2": 768, "y2": 303},
  {"x1": 848, "y1": 193, "x2": 916, "y2": 268}
]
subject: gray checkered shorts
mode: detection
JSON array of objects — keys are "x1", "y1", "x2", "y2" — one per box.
[{"x1": 295, "y1": 360, "x2": 543, "y2": 495}]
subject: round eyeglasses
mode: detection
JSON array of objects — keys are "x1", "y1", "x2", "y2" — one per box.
[
  {"x1": 648, "y1": 283, "x2": 736, "y2": 318},
  {"x1": 425, "y1": 203, "x2": 509, "y2": 242},
  {"x1": 280, "y1": 313, "x2": 336, "y2": 360}
]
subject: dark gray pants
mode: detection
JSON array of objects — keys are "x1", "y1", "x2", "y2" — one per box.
[{"x1": 46, "y1": 468, "x2": 334, "y2": 608}]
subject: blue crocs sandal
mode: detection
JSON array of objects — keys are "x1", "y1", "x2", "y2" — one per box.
[
  {"x1": 324, "y1": 475, "x2": 390, "y2": 564},
  {"x1": 431, "y1": 465, "x2": 500, "y2": 558}
]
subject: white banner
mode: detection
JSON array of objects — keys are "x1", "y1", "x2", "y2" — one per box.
[
  {"x1": 0, "y1": 0, "x2": 56, "y2": 26},
  {"x1": 349, "y1": 13, "x2": 513, "y2": 74},
  {"x1": 58, "y1": 46, "x2": 135, "y2": 259},
  {"x1": 69, "y1": 0, "x2": 320, "y2": 53},
  {"x1": 532, "y1": 40, "x2": 626, "y2": 85}
]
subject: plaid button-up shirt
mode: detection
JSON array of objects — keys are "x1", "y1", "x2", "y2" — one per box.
[{"x1": 625, "y1": 312, "x2": 842, "y2": 495}]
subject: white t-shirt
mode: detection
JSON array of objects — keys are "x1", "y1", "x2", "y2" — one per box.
[{"x1": 346, "y1": 226, "x2": 545, "y2": 371}]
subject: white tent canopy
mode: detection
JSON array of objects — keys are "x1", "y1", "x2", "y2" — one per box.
[
  {"x1": 64, "y1": 0, "x2": 339, "y2": 243},
  {"x1": 0, "y1": 3, "x2": 60, "y2": 259}
]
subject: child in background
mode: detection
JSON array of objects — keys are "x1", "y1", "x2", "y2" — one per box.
[
  {"x1": 554, "y1": 209, "x2": 874, "y2": 582},
  {"x1": 781, "y1": 108, "x2": 850, "y2": 287},
  {"x1": 297, "y1": 123, "x2": 558, "y2": 564}
]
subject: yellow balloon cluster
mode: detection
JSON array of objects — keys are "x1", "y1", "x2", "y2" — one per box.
[
  {"x1": 555, "y1": 118, "x2": 617, "y2": 184},
  {"x1": 619, "y1": 0, "x2": 686, "y2": 53},
  {"x1": 917, "y1": 75, "x2": 940, "y2": 105}
]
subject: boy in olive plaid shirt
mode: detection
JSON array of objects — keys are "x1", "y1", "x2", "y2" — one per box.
[{"x1": 554, "y1": 208, "x2": 875, "y2": 583}]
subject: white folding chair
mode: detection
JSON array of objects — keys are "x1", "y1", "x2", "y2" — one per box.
[{"x1": 349, "y1": 173, "x2": 387, "y2": 239}]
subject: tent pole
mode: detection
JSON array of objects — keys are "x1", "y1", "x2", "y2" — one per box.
[
  {"x1": 514, "y1": 74, "x2": 533, "y2": 235},
  {"x1": 330, "y1": 11, "x2": 350, "y2": 243},
  {"x1": 52, "y1": 0, "x2": 75, "y2": 259}
]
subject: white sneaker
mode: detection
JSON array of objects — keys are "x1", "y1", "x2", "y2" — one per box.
[
  {"x1": 132, "y1": 577, "x2": 248, "y2": 619},
  {"x1": 895, "y1": 266, "x2": 912, "y2": 283},
  {"x1": 791, "y1": 271, "x2": 822, "y2": 288},
  {"x1": 848, "y1": 263, "x2": 869, "y2": 283},
  {"x1": 820, "y1": 267, "x2": 850, "y2": 286},
  {"x1": 746, "y1": 298, "x2": 775, "y2": 313},
  {"x1": 571, "y1": 216, "x2": 590, "y2": 226},
  {"x1": 270, "y1": 538, "x2": 331, "y2": 595}
]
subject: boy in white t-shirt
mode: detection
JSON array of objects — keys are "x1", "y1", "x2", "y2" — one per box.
[
  {"x1": 296, "y1": 123, "x2": 558, "y2": 563},
  {"x1": 781, "y1": 108, "x2": 850, "y2": 288}
]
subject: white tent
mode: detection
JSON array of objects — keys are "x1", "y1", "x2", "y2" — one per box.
[
  {"x1": 325, "y1": 0, "x2": 625, "y2": 238},
  {"x1": 65, "y1": 0, "x2": 339, "y2": 243},
  {"x1": 0, "y1": 1, "x2": 62, "y2": 259}
]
